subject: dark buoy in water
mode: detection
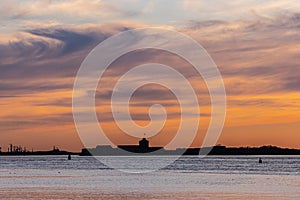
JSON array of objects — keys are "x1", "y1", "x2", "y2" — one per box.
[
  {"x1": 259, "y1": 157, "x2": 262, "y2": 163},
  {"x1": 68, "y1": 154, "x2": 71, "y2": 160}
]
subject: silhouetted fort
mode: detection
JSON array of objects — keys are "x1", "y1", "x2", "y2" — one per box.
[
  {"x1": 1, "y1": 138, "x2": 300, "y2": 156},
  {"x1": 81, "y1": 137, "x2": 165, "y2": 156},
  {"x1": 80, "y1": 137, "x2": 300, "y2": 156}
]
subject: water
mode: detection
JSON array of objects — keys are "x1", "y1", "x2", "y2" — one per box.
[{"x1": 0, "y1": 156, "x2": 299, "y2": 199}]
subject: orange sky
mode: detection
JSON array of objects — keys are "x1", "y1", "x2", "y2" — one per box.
[{"x1": 0, "y1": 0, "x2": 299, "y2": 151}]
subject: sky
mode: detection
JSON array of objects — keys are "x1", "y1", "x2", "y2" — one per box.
[{"x1": 0, "y1": 0, "x2": 299, "y2": 151}]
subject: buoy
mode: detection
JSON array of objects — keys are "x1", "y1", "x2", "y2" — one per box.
[
  {"x1": 68, "y1": 154, "x2": 71, "y2": 160},
  {"x1": 259, "y1": 158, "x2": 262, "y2": 163}
]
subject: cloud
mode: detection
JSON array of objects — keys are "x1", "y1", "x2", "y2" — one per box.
[
  {"x1": 182, "y1": 0, "x2": 300, "y2": 20},
  {"x1": 0, "y1": 0, "x2": 136, "y2": 21},
  {"x1": 0, "y1": 6, "x2": 299, "y2": 150},
  {"x1": 183, "y1": 12, "x2": 300, "y2": 94},
  {"x1": 0, "y1": 12, "x2": 298, "y2": 110},
  {"x1": 33, "y1": 97, "x2": 72, "y2": 107},
  {"x1": 0, "y1": 80, "x2": 71, "y2": 92},
  {"x1": 26, "y1": 29, "x2": 96, "y2": 55},
  {"x1": 0, "y1": 24, "x2": 137, "y2": 82},
  {"x1": 228, "y1": 98, "x2": 300, "y2": 108},
  {"x1": 1, "y1": 10, "x2": 299, "y2": 97},
  {"x1": 97, "y1": 85, "x2": 176, "y2": 101},
  {"x1": 1, "y1": 27, "x2": 103, "y2": 61},
  {"x1": 0, "y1": 112, "x2": 74, "y2": 132}
]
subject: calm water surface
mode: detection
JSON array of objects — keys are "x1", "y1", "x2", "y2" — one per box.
[{"x1": 0, "y1": 156, "x2": 299, "y2": 199}]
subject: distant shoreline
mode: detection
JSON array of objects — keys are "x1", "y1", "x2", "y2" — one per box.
[
  {"x1": 80, "y1": 145, "x2": 300, "y2": 156},
  {"x1": 2, "y1": 145, "x2": 299, "y2": 156},
  {"x1": 0, "y1": 151, "x2": 79, "y2": 156}
]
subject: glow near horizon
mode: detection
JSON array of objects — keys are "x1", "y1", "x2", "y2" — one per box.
[{"x1": 0, "y1": 0, "x2": 299, "y2": 151}]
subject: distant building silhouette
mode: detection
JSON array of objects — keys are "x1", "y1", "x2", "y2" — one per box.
[
  {"x1": 118, "y1": 137, "x2": 162, "y2": 153},
  {"x1": 139, "y1": 138, "x2": 149, "y2": 151},
  {"x1": 6, "y1": 144, "x2": 27, "y2": 153},
  {"x1": 0, "y1": 144, "x2": 73, "y2": 156},
  {"x1": 80, "y1": 141, "x2": 300, "y2": 156},
  {"x1": 81, "y1": 137, "x2": 165, "y2": 155}
]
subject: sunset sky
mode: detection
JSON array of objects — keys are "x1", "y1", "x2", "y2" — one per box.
[{"x1": 0, "y1": 0, "x2": 299, "y2": 151}]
